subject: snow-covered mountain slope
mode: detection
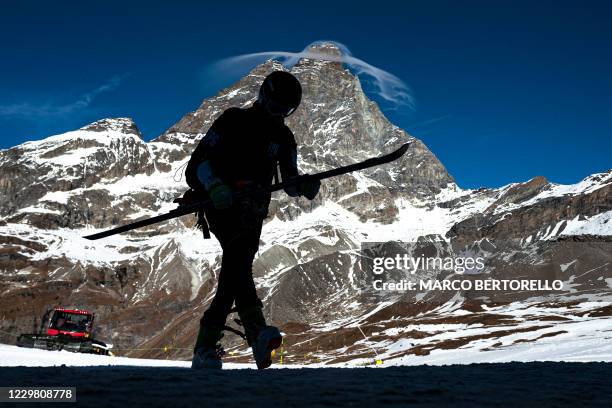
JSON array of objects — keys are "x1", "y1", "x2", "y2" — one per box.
[{"x1": 1, "y1": 42, "x2": 610, "y2": 364}]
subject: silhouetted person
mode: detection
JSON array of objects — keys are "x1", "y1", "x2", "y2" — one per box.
[{"x1": 186, "y1": 71, "x2": 320, "y2": 369}]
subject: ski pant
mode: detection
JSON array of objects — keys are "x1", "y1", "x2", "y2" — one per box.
[{"x1": 199, "y1": 206, "x2": 264, "y2": 330}]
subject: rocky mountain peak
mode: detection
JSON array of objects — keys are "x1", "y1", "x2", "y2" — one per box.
[
  {"x1": 0, "y1": 115, "x2": 154, "y2": 220},
  {"x1": 80, "y1": 118, "x2": 143, "y2": 138},
  {"x1": 496, "y1": 176, "x2": 550, "y2": 206},
  {"x1": 291, "y1": 42, "x2": 345, "y2": 72},
  {"x1": 306, "y1": 42, "x2": 344, "y2": 56}
]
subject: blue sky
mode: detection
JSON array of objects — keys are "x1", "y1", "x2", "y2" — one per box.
[{"x1": 1, "y1": 0, "x2": 610, "y2": 188}]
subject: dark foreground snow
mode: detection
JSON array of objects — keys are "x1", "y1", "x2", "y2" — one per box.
[{"x1": 1, "y1": 362, "x2": 610, "y2": 407}]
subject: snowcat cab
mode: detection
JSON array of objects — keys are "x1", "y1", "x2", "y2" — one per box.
[{"x1": 47, "y1": 308, "x2": 94, "y2": 339}]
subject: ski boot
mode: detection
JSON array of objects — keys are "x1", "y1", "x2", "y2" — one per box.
[
  {"x1": 238, "y1": 306, "x2": 282, "y2": 370},
  {"x1": 191, "y1": 325, "x2": 224, "y2": 370}
]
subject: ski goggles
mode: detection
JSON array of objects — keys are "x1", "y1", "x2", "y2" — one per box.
[{"x1": 264, "y1": 99, "x2": 297, "y2": 118}]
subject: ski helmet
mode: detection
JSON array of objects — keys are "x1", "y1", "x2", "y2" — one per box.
[{"x1": 257, "y1": 71, "x2": 302, "y2": 118}]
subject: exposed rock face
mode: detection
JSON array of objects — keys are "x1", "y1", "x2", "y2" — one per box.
[
  {"x1": 449, "y1": 174, "x2": 612, "y2": 245},
  {"x1": 81, "y1": 118, "x2": 143, "y2": 135},
  {"x1": 0, "y1": 118, "x2": 156, "y2": 229},
  {"x1": 487, "y1": 176, "x2": 550, "y2": 211},
  {"x1": 0, "y1": 43, "x2": 610, "y2": 364}
]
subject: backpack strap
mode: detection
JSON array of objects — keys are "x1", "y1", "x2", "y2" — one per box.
[
  {"x1": 273, "y1": 160, "x2": 280, "y2": 184},
  {"x1": 196, "y1": 209, "x2": 211, "y2": 239}
]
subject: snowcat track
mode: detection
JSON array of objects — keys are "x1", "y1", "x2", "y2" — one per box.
[{"x1": 16, "y1": 334, "x2": 111, "y2": 356}]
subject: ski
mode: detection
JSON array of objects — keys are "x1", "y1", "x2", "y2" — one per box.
[{"x1": 83, "y1": 142, "x2": 410, "y2": 240}]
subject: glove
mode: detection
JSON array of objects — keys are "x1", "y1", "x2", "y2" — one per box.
[
  {"x1": 298, "y1": 177, "x2": 320, "y2": 200},
  {"x1": 173, "y1": 188, "x2": 203, "y2": 206},
  {"x1": 208, "y1": 183, "x2": 233, "y2": 209}
]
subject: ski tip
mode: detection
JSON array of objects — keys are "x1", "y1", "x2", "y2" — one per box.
[
  {"x1": 391, "y1": 142, "x2": 411, "y2": 158},
  {"x1": 83, "y1": 232, "x2": 106, "y2": 240}
]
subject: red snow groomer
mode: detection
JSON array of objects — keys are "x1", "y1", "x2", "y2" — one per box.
[{"x1": 17, "y1": 307, "x2": 112, "y2": 355}]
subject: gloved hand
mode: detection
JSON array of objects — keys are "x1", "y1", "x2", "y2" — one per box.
[
  {"x1": 298, "y1": 177, "x2": 320, "y2": 200},
  {"x1": 208, "y1": 183, "x2": 233, "y2": 209}
]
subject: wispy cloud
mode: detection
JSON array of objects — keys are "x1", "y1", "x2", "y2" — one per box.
[
  {"x1": 206, "y1": 40, "x2": 415, "y2": 109},
  {"x1": 407, "y1": 114, "x2": 452, "y2": 130},
  {"x1": 0, "y1": 75, "x2": 126, "y2": 118}
]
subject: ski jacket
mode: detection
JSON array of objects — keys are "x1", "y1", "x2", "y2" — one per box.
[{"x1": 186, "y1": 104, "x2": 300, "y2": 202}]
